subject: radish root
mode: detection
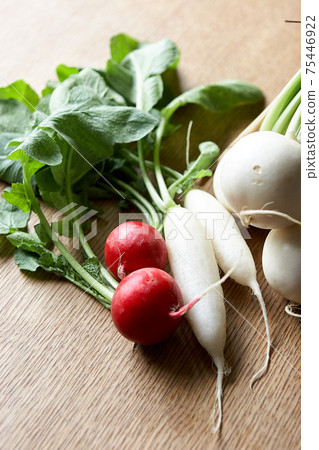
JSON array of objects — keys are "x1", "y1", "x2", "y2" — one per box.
[
  {"x1": 185, "y1": 120, "x2": 193, "y2": 167},
  {"x1": 211, "y1": 355, "x2": 225, "y2": 433},
  {"x1": 249, "y1": 280, "x2": 271, "y2": 389},
  {"x1": 169, "y1": 265, "x2": 236, "y2": 318},
  {"x1": 285, "y1": 303, "x2": 301, "y2": 318},
  {"x1": 239, "y1": 209, "x2": 301, "y2": 228}
]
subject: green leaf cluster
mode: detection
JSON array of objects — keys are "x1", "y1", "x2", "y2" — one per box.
[{"x1": 0, "y1": 32, "x2": 264, "y2": 307}]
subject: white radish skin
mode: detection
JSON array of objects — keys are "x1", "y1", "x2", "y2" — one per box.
[
  {"x1": 262, "y1": 224, "x2": 301, "y2": 304},
  {"x1": 213, "y1": 131, "x2": 301, "y2": 229},
  {"x1": 164, "y1": 205, "x2": 226, "y2": 433},
  {"x1": 184, "y1": 189, "x2": 271, "y2": 386},
  {"x1": 211, "y1": 153, "x2": 233, "y2": 212}
]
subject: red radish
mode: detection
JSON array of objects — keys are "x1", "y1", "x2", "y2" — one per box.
[
  {"x1": 104, "y1": 221, "x2": 168, "y2": 280},
  {"x1": 111, "y1": 267, "x2": 183, "y2": 345}
]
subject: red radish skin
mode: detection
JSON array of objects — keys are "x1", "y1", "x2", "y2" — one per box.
[
  {"x1": 104, "y1": 221, "x2": 168, "y2": 281},
  {"x1": 111, "y1": 268, "x2": 183, "y2": 345}
]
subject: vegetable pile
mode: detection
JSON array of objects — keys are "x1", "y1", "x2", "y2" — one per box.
[
  {"x1": 213, "y1": 69, "x2": 301, "y2": 315},
  {"x1": 0, "y1": 33, "x2": 301, "y2": 433}
]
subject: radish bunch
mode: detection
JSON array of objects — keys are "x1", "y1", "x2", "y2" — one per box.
[
  {"x1": 2, "y1": 32, "x2": 300, "y2": 436},
  {"x1": 213, "y1": 70, "x2": 301, "y2": 316},
  {"x1": 102, "y1": 72, "x2": 301, "y2": 434},
  {"x1": 104, "y1": 221, "x2": 183, "y2": 345}
]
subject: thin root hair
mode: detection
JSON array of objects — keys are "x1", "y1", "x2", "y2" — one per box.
[{"x1": 285, "y1": 303, "x2": 301, "y2": 318}]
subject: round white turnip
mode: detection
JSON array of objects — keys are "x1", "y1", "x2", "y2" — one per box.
[
  {"x1": 213, "y1": 131, "x2": 301, "y2": 229},
  {"x1": 262, "y1": 224, "x2": 301, "y2": 304}
]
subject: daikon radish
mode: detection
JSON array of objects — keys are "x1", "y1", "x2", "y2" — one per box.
[
  {"x1": 184, "y1": 189, "x2": 271, "y2": 386},
  {"x1": 164, "y1": 205, "x2": 226, "y2": 432}
]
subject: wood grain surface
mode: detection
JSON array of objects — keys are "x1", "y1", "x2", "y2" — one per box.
[{"x1": 0, "y1": 1, "x2": 301, "y2": 449}]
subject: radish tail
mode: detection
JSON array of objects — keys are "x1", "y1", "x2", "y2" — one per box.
[
  {"x1": 211, "y1": 355, "x2": 225, "y2": 433},
  {"x1": 169, "y1": 266, "x2": 236, "y2": 318},
  {"x1": 285, "y1": 303, "x2": 301, "y2": 318},
  {"x1": 249, "y1": 281, "x2": 271, "y2": 388},
  {"x1": 239, "y1": 209, "x2": 301, "y2": 228}
]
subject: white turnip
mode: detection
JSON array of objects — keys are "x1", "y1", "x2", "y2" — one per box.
[
  {"x1": 262, "y1": 224, "x2": 301, "y2": 305},
  {"x1": 213, "y1": 131, "x2": 301, "y2": 229}
]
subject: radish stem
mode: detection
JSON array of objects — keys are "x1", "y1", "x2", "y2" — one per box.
[
  {"x1": 153, "y1": 118, "x2": 176, "y2": 209},
  {"x1": 260, "y1": 69, "x2": 301, "y2": 132},
  {"x1": 22, "y1": 155, "x2": 114, "y2": 304},
  {"x1": 64, "y1": 148, "x2": 119, "y2": 290},
  {"x1": 285, "y1": 103, "x2": 301, "y2": 142},
  {"x1": 137, "y1": 139, "x2": 168, "y2": 212},
  {"x1": 118, "y1": 147, "x2": 182, "y2": 181},
  {"x1": 109, "y1": 176, "x2": 161, "y2": 229},
  {"x1": 272, "y1": 90, "x2": 301, "y2": 135}
]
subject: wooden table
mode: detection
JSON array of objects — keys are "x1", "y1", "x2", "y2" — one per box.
[{"x1": 0, "y1": 1, "x2": 301, "y2": 449}]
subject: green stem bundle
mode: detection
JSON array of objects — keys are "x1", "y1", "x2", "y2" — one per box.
[
  {"x1": 22, "y1": 154, "x2": 114, "y2": 306},
  {"x1": 260, "y1": 69, "x2": 301, "y2": 140}
]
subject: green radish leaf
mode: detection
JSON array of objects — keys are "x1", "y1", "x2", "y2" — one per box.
[
  {"x1": 7, "y1": 147, "x2": 45, "y2": 178},
  {"x1": 13, "y1": 248, "x2": 49, "y2": 272},
  {"x1": 110, "y1": 33, "x2": 140, "y2": 63},
  {"x1": 188, "y1": 141, "x2": 220, "y2": 172},
  {"x1": 7, "y1": 231, "x2": 49, "y2": 254},
  {"x1": 13, "y1": 247, "x2": 64, "y2": 273},
  {"x1": 105, "y1": 60, "x2": 135, "y2": 104},
  {"x1": 0, "y1": 197, "x2": 30, "y2": 234},
  {"x1": 35, "y1": 166, "x2": 87, "y2": 210},
  {"x1": 42, "y1": 80, "x2": 59, "y2": 97},
  {"x1": 162, "y1": 80, "x2": 264, "y2": 119},
  {"x1": 50, "y1": 68, "x2": 125, "y2": 113},
  {"x1": 35, "y1": 166, "x2": 61, "y2": 193},
  {"x1": 82, "y1": 257, "x2": 104, "y2": 284},
  {"x1": 0, "y1": 80, "x2": 39, "y2": 111},
  {"x1": 122, "y1": 39, "x2": 180, "y2": 80},
  {"x1": 141, "y1": 75, "x2": 164, "y2": 111},
  {"x1": 34, "y1": 222, "x2": 52, "y2": 246},
  {"x1": 49, "y1": 70, "x2": 104, "y2": 113},
  {"x1": 72, "y1": 164, "x2": 107, "y2": 193},
  {"x1": 35, "y1": 95, "x2": 52, "y2": 115},
  {"x1": 86, "y1": 186, "x2": 115, "y2": 199},
  {"x1": 38, "y1": 191, "x2": 68, "y2": 211},
  {"x1": 9, "y1": 128, "x2": 62, "y2": 166},
  {"x1": 49, "y1": 105, "x2": 157, "y2": 163},
  {"x1": 8, "y1": 232, "x2": 62, "y2": 272},
  {"x1": 75, "y1": 68, "x2": 111, "y2": 97},
  {"x1": 37, "y1": 251, "x2": 55, "y2": 268},
  {"x1": 0, "y1": 132, "x2": 23, "y2": 183},
  {"x1": 0, "y1": 99, "x2": 35, "y2": 134},
  {"x1": 168, "y1": 142, "x2": 220, "y2": 196},
  {"x1": 2, "y1": 183, "x2": 31, "y2": 213},
  {"x1": 192, "y1": 169, "x2": 212, "y2": 179},
  {"x1": 106, "y1": 39, "x2": 179, "y2": 110},
  {"x1": 13, "y1": 246, "x2": 109, "y2": 304},
  {"x1": 56, "y1": 64, "x2": 80, "y2": 82}
]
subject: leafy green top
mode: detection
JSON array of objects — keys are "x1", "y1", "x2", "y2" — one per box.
[{"x1": 0, "y1": 33, "x2": 264, "y2": 307}]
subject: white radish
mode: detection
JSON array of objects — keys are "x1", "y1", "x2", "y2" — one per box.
[
  {"x1": 164, "y1": 205, "x2": 226, "y2": 433},
  {"x1": 262, "y1": 224, "x2": 301, "y2": 305},
  {"x1": 184, "y1": 189, "x2": 271, "y2": 386},
  {"x1": 213, "y1": 131, "x2": 301, "y2": 229}
]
